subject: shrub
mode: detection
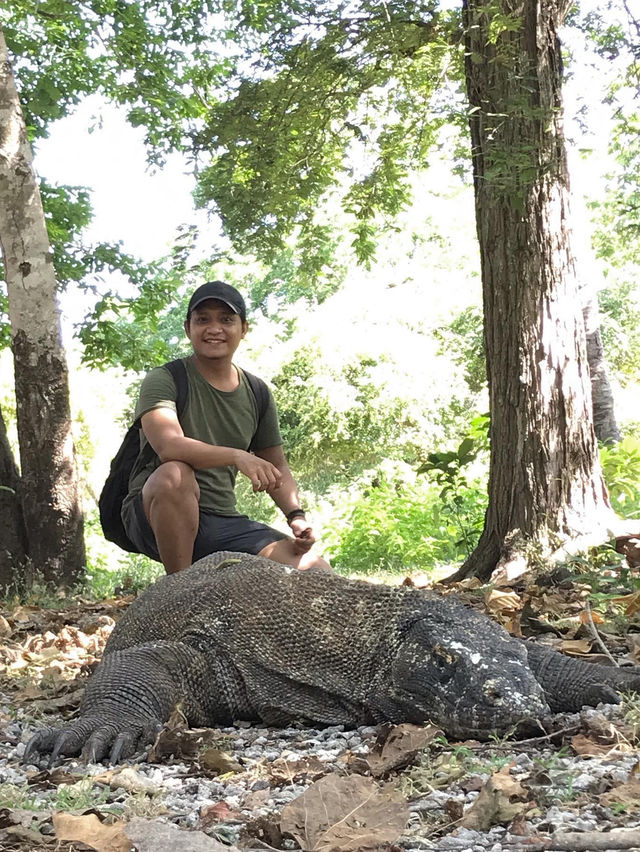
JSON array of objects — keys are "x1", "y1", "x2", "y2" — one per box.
[
  {"x1": 324, "y1": 474, "x2": 486, "y2": 575},
  {"x1": 600, "y1": 435, "x2": 640, "y2": 518}
]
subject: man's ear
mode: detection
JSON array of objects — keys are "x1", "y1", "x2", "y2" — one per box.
[
  {"x1": 241, "y1": 321, "x2": 249, "y2": 338},
  {"x1": 184, "y1": 319, "x2": 191, "y2": 339}
]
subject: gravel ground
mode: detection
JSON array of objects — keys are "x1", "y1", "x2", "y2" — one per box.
[
  {"x1": 1, "y1": 696, "x2": 639, "y2": 851},
  {"x1": 1, "y1": 577, "x2": 639, "y2": 852}
]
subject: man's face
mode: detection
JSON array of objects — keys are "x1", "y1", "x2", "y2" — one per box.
[{"x1": 185, "y1": 299, "x2": 248, "y2": 361}]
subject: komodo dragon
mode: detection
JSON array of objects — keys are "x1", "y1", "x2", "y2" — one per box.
[{"x1": 26, "y1": 552, "x2": 640, "y2": 765}]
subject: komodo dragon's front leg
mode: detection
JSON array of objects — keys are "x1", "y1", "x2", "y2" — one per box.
[
  {"x1": 524, "y1": 641, "x2": 640, "y2": 713},
  {"x1": 25, "y1": 641, "x2": 232, "y2": 766}
]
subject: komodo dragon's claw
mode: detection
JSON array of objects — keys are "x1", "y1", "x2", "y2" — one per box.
[
  {"x1": 23, "y1": 727, "x2": 59, "y2": 766},
  {"x1": 24, "y1": 717, "x2": 163, "y2": 767}
]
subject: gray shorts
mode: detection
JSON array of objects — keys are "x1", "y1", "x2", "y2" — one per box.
[{"x1": 122, "y1": 493, "x2": 288, "y2": 563}]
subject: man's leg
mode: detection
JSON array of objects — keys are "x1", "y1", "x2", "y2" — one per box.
[
  {"x1": 258, "y1": 538, "x2": 332, "y2": 572},
  {"x1": 142, "y1": 462, "x2": 199, "y2": 574}
]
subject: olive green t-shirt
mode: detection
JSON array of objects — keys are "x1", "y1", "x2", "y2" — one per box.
[{"x1": 122, "y1": 358, "x2": 282, "y2": 516}]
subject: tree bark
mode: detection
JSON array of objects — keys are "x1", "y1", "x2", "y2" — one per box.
[
  {"x1": 0, "y1": 25, "x2": 85, "y2": 587},
  {"x1": 581, "y1": 287, "x2": 620, "y2": 444},
  {"x1": 0, "y1": 402, "x2": 27, "y2": 590},
  {"x1": 456, "y1": 0, "x2": 616, "y2": 581}
]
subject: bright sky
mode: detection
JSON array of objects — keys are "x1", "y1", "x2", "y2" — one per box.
[{"x1": 34, "y1": 96, "x2": 207, "y2": 262}]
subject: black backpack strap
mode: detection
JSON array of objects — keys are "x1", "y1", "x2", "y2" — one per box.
[
  {"x1": 242, "y1": 369, "x2": 270, "y2": 451},
  {"x1": 133, "y1": 359, "x2": 189, "y2": 466},
  {"x1": 164, "y1": 359, "x2": 189, "y2": 418}
]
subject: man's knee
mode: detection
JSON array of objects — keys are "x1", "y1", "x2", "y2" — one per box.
[{"x1": 143, "y1": 461, "x2": 199, "y2": 506}]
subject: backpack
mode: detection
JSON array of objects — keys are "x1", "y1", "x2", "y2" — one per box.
[{"x1": 98, "y1": 359, "x2": 270, "y2": 553}]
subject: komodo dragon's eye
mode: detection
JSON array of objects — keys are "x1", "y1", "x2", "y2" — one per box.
[{"x1": 430, "y1": 644, "x2": 459, "y2": 684}]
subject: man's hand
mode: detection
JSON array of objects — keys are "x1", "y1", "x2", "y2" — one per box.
[
  {"x1": 289, "y1": 517, "x2": 315, "y2": 554},
  {"x1": 235, "y1": 451, "x2": 282, "y2": 493}
]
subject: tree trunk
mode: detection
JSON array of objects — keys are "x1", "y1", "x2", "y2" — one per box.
[
  {"x1": 0, "y1": 403, "x2": 27, "y2": 590},
  {"x1": 582, "y1": 288, "x2": 620, "y2": 444},
  {"x1": 456, "y1": 0, "x2": 616, "y2": 582},
  {"x1": 0, "y1": 25, "x2": 85, "y2": 587}
]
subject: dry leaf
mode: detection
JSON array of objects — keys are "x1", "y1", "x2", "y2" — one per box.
[
  {"x1": 241, "y1": 787, "x2": 272, "y2": 810},
  {"x1": 560, "y1": 638, "x2": 593, "y2": 656},
  {"x1": 610, "y1": 591, "x2": 640, "y2": 618},
  {"x1": 199, "y1": 748, "x2": 242, "y2": 775},
  {"x1": 280, "y1": 771, "x2": 408, "y2": 851},
  {"x1": 615, "y1": 536, "x2": 640, "y2": 570},
  {"x1": 484, "y1": 589, "x2": 523, "y2": 614},
  {"x1": 53, "y1": 812, "x2": 130, "y2": 852},
  {"x1": 5, "y1": 824, "x2": 51, "y2": 845},
  {"x1": 460, "y1": 764, "x2": 529, "y2": 831},
  {"x1": 26, "y1": 687, "x2": 84, "y2": 713},
  {"x1": 270, "y1": 754, "x2": 328, "y2": 784},
  {"x1": 601, "y1": 777, "x2": 640, "y2": 810},
  {"x1": 199, "y1": 801, "x2": 233, "y2": 829},
  {"x1": 401, "y1": 573, "x2": 432, "y2": 589},
  {"x1": 364, "y1": 723, "x2": 440, "y2": 777},
  {"x1": 627, "y1": 633, "x2": 640, "y2": 665},
  {"x1": 579, "y1": 609, "x2": 604, "y2": 625},
  {"x1": 10, "y1": 605, "x2": 39, "y2": 623},
  {"x1": 456, "y1": 578, "x2": 483, "y2": 591},
  {"x1": 94, "y1": 766, "x2": 160, "y2": 795},
  {"x1": 570, "y1": 733, "x2": 616, "y2": 758},
  {"x1": 26, "y1": 768, "x2": 81, "y2": 790}
]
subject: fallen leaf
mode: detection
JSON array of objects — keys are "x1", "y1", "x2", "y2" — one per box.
[
  {"x1": 560, "y1": 638, "x2": 593, "y2": 656},
  {"x1": 280, "y1": 772, "x2": 408, "y2": 851},
  {"x1": 199, "y1": 800, "x2": 233, "y2": 829},
  {"x1": 270, "y1": 754, "x2": 328, "y2": 784},
  {"x1": 239, "y1": 814, "x2": 284, "y2": 850},
  {"x1": 26, "y1": 687, "x2": 84, "y2": 713},
  {"x1": 199, "y1": 748, "x2": 242, "y2": 775},
  {"x1": 53, "y1": 812, "x2": 130, "y2": 852},
  {"x1": 241, "y1": 787, "x2": 271, "y2": 810},
  {"x1": 460, "y1": 764, "x2": 530, "y2": 831},
  {"x1": 10, "y1": 605, "x2": 40, "y2": 623},
  {"x1": 27, "y1": 767, "x2": 81, "y2": 789},
  {"x1": 402, "y1": 573, "x2": 432, "y2": 589},
  {"x1": 615, "y1": 536, "x2": 640, "y2": 570},
  {"x1": 601, "y1": 777, "x2": 640, "y2": 810},
  {"x1": 6, "y1": 824, "x2": 52, "y2": 845},
  {"x1": 455, "y1": 578, "x2": 483, "y2": 591},
  {"x1": 484, "y1": 589, "x2": 522, "y2": 615},
  {"x1": 610, "y1": 591, "x2": 640, "y2": 618},
  {"x1": 147, "y1": 710, "x2": 225, "y2": 763},
  {"x1": 579, "y1": 609, "x2": 604, "y2": 625},
  {"x1": 364, "y1": 723, "x2": 440, "y2": 778},
  {"x1": 125, "y1": 816, "x2": 238, "y2": 850},
  {"x1": 95, "y1": 766, "x2": 160, "y2": 795},
  {"x1": 571, "y1": 733, "x2": 616, "y2": 757}
]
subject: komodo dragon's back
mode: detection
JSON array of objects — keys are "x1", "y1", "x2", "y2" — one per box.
[{"x1": 25, "y1": 552, "x2": 640, "y2": 766}]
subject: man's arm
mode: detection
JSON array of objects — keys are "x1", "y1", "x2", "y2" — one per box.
[
  {"x1": 141, "y1": 407, "x2": 282, "y2": 493},
  {"x1": 254, "y1": 445, "x2": 315, "y2": 552}
]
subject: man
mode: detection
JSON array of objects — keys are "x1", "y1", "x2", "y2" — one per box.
[{"x1": 121, "y1": 280, "x2": 331, "y2": 574}]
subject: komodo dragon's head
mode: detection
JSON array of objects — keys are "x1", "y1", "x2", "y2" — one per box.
[{"x1": 388, "y1": 602, "x2": 549, "y2": 739}]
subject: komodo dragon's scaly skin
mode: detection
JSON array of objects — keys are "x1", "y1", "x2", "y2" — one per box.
[{"x1": 26, "y1": 552, "x2": 640, "y2": 765}]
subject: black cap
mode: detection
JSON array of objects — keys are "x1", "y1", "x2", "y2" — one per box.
[{"x1": 186, "y1": 281, "x2": 247, "y2": 322}]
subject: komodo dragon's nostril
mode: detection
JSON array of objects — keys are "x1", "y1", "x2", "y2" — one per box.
[{"x1": 483, "y1": 680, "x2": 504, "y2": 705}]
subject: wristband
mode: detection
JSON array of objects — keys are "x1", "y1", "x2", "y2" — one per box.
[{"x1": 286, "y1": 509, "x2": 306, "y2": 525}]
